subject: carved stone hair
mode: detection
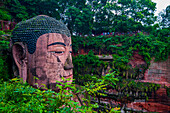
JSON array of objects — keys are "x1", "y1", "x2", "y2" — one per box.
[{"x1": 11, "y1": 15, "x2": 71, "y2": 54}]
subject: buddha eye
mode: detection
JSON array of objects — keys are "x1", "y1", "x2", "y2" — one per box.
[
  {"x1": 48, "y1": 46, "x2": 65, "y2": 56},
  {"x1": 56, "y1": 51, "x2": 64, "y2": 54},
  {"x1": 50, "y1": 51, "x2": 64, "y2": 54}
]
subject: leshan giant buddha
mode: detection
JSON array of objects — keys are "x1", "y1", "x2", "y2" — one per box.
[{"x1": 11, "y1": 15, "x2": 73, "y2": 90}]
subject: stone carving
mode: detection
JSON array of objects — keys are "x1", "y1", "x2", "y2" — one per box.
[{"x1": 11, "y1": 15, "x2": 73, "y2": 90}]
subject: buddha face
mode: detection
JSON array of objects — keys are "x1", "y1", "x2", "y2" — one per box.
[
  {"x1": 32, "y1": 33, "x2": 73, "y2": 89},
  {"x1": 13, "y1": 33, "x2": 73, "y2": 90}
]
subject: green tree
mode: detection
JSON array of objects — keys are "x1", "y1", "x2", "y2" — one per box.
[
  {"x1": 75, "y1": 7, "x2": 93, "y2": 35},
  {"x1": 4, "y1": 0, "x2": 60, "y2": 22},
  {"x1": 93, "y1": 1, "x2": 115, "y2": 34},
  {"x1": 65, "y1": 6, "x2": 81, "y2": 35},
  {"x1": 158, "y1": 5, "x2": 170, "y2": 28},
  {"x1": 117, "y1": 0, "x2": 156, "y2": 25},
  {"x1": 3, "y1": 0, "x2": 158, "y2": 34},
  {"x1": 0, "y1": 5, "x2": 11, "y2": 20},
  {"x1": 4, "y1": 0, "x2": 28, "y2": 22},
  {"x1": 106, "y1": 0, "x2": 157, "y2": 33},
  {"x1": 59, "y1": 0, "x2": 93, "y2": 35}
]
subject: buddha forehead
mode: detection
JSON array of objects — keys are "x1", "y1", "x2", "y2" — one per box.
[
  {"x1": 43, "y1": 33, "x2": 71, "y2": 46},
  {"x1": 11, "y1": 15, "x2": 71, "y2": 54}
]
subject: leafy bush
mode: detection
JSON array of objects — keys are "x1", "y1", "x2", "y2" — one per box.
[
  {"x1": 0, "y1": 8, "x2": 11, "y2": 20},
  {"x1": 0, "y1": 76, "x2": 120, "y2": 113},
  {"x1": 72, "y1": 32, "x2": 170, "y2": 80},
  {"x1": 73, "y1": 32, "x2": 169, "y2": 61},
  {"x1": 0, "y1": 31, "x2": 5, "y2": 36},
  {"x1": 115, "y1": 77, "x2": 161, "y2": 101},
  {"x1": 0, "y1": 33, "x2": 10, "y2": 80},
  {"x1": 73, "y1": 50, "x2": 110, "y2": 84},
  {"x1": 0, "y1": 78, "x2": 93, "y2": 113}
]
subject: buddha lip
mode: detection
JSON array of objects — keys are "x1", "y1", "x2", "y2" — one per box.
[{"x1": 64, "y1": 74, "x2": 73, "y2": 79}]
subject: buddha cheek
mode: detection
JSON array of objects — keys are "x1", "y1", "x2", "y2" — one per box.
[
  {"x1": 44, "y1": 53, "x2": 65, "y2": 83},
  {"x1": 46, "y1": 65, "x2": 64, "y2": 83}
]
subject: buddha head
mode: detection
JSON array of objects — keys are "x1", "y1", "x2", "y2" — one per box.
[{"x1": 11, "y1": 15, "x2": 73, "y2": 90}]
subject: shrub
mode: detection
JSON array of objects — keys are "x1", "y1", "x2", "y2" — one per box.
[
  {"x1": 0, "y1": 32, "x2": 10, "y2": 80},
  {"x1": 0, "y1": 78, "x2": 93, "y2": 113},
  {"x1": 0, "y1": 76, "x2": 120, "y2": 113}
]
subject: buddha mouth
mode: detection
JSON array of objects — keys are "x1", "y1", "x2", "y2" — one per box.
[{"x1": 63, "y1": 74, "x2": 73, "y2": 79}]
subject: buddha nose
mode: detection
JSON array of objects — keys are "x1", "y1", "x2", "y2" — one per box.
[{"x1": 64, "y1": 56, "x2": 73, "y2": 70}]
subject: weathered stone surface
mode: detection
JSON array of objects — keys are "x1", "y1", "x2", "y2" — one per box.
[
  {"x1": 97, "y1": 55, "x2": 113, "y2": 60},
  {"x1": 128, "y1": 51, "x2": 146, "y2": 68},
  {"x1": 127, "y1": 102, "x2": 170, "y2": 112},
  {"x1": 145, "y1": 56, "x2": 170, "y2": 83}
]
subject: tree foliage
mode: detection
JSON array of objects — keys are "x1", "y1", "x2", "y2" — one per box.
[
  {"x1": 4, "y1": 0, "x2": 60, "y2": 22},
  {"x1": 158, "y1": 5, "x2": 170, "y2": 28},
  {"x1": 0, "y1": 7, "x2": 11, "y2": 20},
  {"x1": 3, "y1": 0, "x2": 159, "y2": 35},
  {"x1": 0, "y1": 75, "x2": 120, "y2": 112},
  {"x1": 0, "y1": 33, "x2": 10, "y2": 80}
]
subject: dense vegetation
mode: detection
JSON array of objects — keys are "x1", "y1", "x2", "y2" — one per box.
[
  {"x1": 0, "y1": 31, "x2": 10, "y2": 80},
  {"x1": 0, "y1": 75, "x2": 121, "y2": 112},
  {"x1": 0, "y1": 78, "x2": 95, "y2": 112},
  {"x1": 72, "y1": 30, "x2": 169, "y2": 111},
  {"x1": 73, "y1": 31, "x2": 169, "y2": 78},
  {"x1": 2, "y1": 0, "x2": 169, "y2": 34}
]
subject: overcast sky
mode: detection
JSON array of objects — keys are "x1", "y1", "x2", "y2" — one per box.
[{"x1": 152, "y1": 0, "x2": 170, "y2": 16}]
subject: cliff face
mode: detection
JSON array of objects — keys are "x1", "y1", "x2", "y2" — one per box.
[
  {"x1": 128, "y1": 51, "x2": 170, "y2": 86},
  {"x1": 128, "y1": 51, "x2": 146, "y2": 68},
  {"x1": 145, "y1": 56, "x2": 170, "y2": 84},
  {"x1": 128, "y1": 54, "x2": 170, "y2": 112},
  {"x1": 74, "y1": 51, "x2": 170, "y2": 112},
  {"x1": 74, "y1": 49, "x2": 170, "y2": 85}
]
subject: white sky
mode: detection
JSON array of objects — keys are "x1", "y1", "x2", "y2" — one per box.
[{"x1": 152, "y1": 0, "x2": 170, "y2": 16}]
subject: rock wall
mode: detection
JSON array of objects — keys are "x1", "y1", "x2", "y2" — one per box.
[
  {"x1": 96, "y1": 52, "x2": 170, "y2": 86},
  {"x1": 74, "y1": 52, "x2": 170, "y2": 112},
  {"x1": 144, "y1": 56, "x2": 170, "y2": 85},
  {"x1": 128, "y1": 51, "x2": 146, "y2": 68}
]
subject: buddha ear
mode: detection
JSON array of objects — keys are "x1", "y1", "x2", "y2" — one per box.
[{"x1": 12, "y1": 42, "x2": 27, "y2": 76}]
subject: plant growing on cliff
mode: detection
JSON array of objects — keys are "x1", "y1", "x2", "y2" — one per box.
[
  {"x1": 73, "y1": 50, "x2": 108, "y2": 84},
  {"x1": 0, "y1": 75, "x2": 120, "y2": 113},
  {"x1": 0, "y1": 33, "x2": 10, "y2": 80},
  {"x1": 72, "y1": 31, "x2": 169, "y2": 81},
  {"x1": 0, "y1": 78, "x2": 93, "y2": 112}
]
